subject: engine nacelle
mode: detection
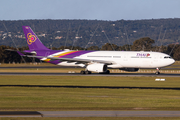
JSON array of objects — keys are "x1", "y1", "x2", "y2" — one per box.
[
  {"x1": 86, "y1": 63, "x2": 107, "y2": 73},
  {"x1": 119, "y1": 68, "x2": 139, "y2": 72}
]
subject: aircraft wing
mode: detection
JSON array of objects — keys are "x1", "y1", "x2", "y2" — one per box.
[{"x1": 27, "y1": 55, "x2": 113, "y2": 65}]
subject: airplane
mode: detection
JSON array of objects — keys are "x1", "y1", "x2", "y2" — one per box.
[{"x1": 16, "y1": 26, "x2": 175, "y2": 75}]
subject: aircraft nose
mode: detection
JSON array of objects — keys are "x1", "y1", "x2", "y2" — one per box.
[{"x1": 171, "y1": 59, "x2": 175, "y2": 65}]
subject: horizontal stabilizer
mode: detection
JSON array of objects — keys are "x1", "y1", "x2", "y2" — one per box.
[{"x1": 5, "y1": 49, "x2": 35, "y2": 56}]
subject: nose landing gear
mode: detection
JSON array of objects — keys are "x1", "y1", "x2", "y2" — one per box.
[
  {"x1": 155, "y1": 68, "x2": 160, "y2": 75},
  {"x1": 80, "y1": 70, "x2": 110, "y2": 74}
]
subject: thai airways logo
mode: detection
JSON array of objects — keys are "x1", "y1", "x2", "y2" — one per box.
[
  {"x1": 136, "y1": 53, "x2": 150, "y2": 57},
  {"x1": 27, "y1": 33, "x2": 37, "y2": 45}
]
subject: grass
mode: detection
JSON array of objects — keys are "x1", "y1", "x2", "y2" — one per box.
[
  {"x1": 0, "y1": 61, "x2": 180, "y2": 74},
  {"x1": 0, "y1": 68, "x2": 82, "y2": 73},
  {"x1": 1, "y1": 87, "x2": 180, "y2": 111},
  {"x1": 0, "y1": 76, "x2": 180, "y2": 111},
  {"x1": 0, "y1": 76, "x2": 180, "y2": 87}
]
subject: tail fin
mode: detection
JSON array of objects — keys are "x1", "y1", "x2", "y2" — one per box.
[{"x1": 22, "y1": 26, "x2": 49, "y2": 50}]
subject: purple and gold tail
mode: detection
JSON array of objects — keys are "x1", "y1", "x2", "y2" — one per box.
[{"x1": 22, "y1": 26, "x2": 49, "y2": 50}]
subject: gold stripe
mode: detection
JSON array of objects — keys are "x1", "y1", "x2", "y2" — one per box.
[
  {"x1": 43, "y1": 59, "x2": 51, "y2": 62},
  {"x1": 53, "y1": 51, "x2": 76, "y2": 57}
]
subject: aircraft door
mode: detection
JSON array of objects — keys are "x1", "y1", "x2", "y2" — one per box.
[{"x1": 123, "y1": 54, "x2": 128, "y2": 61}]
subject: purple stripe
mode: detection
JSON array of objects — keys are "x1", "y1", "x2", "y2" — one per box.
[
  {"x1": 61, "y1": 51, "x2": 94, "y2": 58},
  {"x1": 23, "y1": 49, "x2": 94, "y2": 65},
  {"x1": 49, "y1": 51, "x2": 94, "y2": 65}
]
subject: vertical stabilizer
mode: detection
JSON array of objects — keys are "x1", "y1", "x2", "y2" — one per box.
[{"x1": 22, "y1": 26, "x2": 49, "y2": 50}]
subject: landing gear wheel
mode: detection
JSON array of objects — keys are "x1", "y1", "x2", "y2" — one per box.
[
  {"x1": 106, "y1": 70, "x2": 110, "y2": 74},
  {"x1": 155, "y1": 68, "x2": 160, "y2": 75},
  {"x1": 81, "y1": 70, "x2": 91, "y2": 74},
  {"x1": 155, "y1": 71, "x2": 160, "y2": 75},
  {"x1": 85, "y1": 71, "x2": 91, "y2": 74},
  {"x1": 80, "y1": 70, "x2": 85, "y2": 74},
  {"x1": 99, "y1": 70, "x2": 110, "y2": 74}
]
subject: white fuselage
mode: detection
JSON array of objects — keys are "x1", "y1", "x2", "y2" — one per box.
[{"x1": 57, "y1": 51, "x2": 175, "y2": 69}]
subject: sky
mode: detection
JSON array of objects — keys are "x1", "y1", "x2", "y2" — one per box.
[{"x1": 0, "y1": 0, "x2": 180, "y2": 21}]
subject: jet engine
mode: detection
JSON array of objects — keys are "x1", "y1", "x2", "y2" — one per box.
[
  {"x1": 119, "y1": 68, "x2": 139, "y2": 72},
  {"x1": 86, "y1": 63, "x2": 107, "y2": 73}
]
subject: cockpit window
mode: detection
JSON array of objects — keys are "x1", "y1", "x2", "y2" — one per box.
[{"x1": 164, "y1": 56, "x2": 172, "y2": 59}]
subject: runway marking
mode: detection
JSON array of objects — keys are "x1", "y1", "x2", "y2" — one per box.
[
  {"x1": 1, "y1": 111, "x2": 180, "y2": 117},
  {"x1": 1, "y1": 85, "x2": 180, "y2": 90}
]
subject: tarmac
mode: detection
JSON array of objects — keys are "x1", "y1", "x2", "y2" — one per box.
[{"x1": 1, "y1": 111, "x2": 180, "y2": 117}]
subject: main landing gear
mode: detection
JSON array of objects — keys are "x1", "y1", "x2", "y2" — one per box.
[
  {"x1": 155, "y1": 68, "x2": 160, "y2": 75},
  {"x1": 101, "y1": 70, "x2": 110, "y2": 74},
  {"x1": 80, "y1": 70, "x2": 91, "y2": 74},
  {"x1": 80, "y1": 70, "x2": 110, "y2": 74}
]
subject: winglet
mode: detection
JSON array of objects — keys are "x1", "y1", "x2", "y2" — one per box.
[{"x1": 22, "y1": 26, "x2": 49, "y2": 50}]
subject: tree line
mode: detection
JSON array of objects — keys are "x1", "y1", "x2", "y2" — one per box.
[
  {"x1": 0, "y1": 37, "x2": 180, "y2": 63},
  {"x1": 0, "y1": 18, "x2": 180, "y2": 48}
]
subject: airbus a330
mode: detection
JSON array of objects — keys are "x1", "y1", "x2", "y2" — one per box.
[{"x1": 16, "y1": 26, "x2": 175, "y2": 75}]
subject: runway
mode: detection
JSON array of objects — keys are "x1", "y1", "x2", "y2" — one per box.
[
  {"x1": 40, "y1": 111, "x2": 180, "y2": 117},
  {"x1": 1, "y1": 111, "x2": 180, "y2": 117},
  {"x1": 0, "y1": 72, "x2": 180, "y2": 77}
]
